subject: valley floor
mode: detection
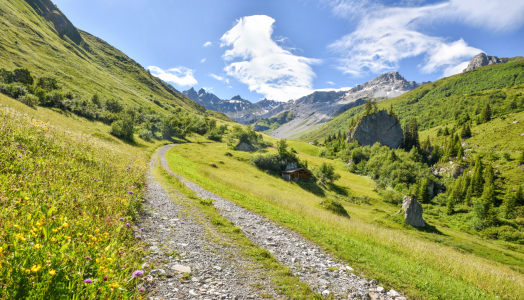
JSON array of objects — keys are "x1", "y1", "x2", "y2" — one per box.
[{"x1": 141, "y1": 145, "x2": 403, "y2": 299}]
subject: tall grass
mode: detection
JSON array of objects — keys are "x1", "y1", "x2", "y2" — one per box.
[{"x1": 0, "y1": 108, "x2": 147, "y2": 299}]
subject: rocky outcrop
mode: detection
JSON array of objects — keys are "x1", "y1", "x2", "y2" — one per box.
[
  {"x1": 25, "y1": 0, "x2": 83, "y2": 44},
  {"x1": 235, "y1": 142, "x2": 254, "y2": 152},
  {"x1": 402, "y1": 195, "x2": 425, "y2": 227},
  {"x1": 463, "y1": 53, "x2": 508, "y2": 72},
  {"x1": 347, "y1": 110, "x2": 403, "y2": 148}
]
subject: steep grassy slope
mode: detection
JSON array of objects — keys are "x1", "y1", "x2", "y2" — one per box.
[
  {"x1": 0, "y1": 0, "x2": 204, "y2": 114},
  {"x1": 246, "y1": 110, "x2": 294, "y2": 132},
  {"x1": 302, "y1": 60, "x2": 524, "y2": 143},
  {"x1": 0, "y1": 93, "x2": 151, "y2": 299}
]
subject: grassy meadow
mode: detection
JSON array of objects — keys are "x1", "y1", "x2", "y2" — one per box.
[
  {"x1": 0, "y1": 93, "x2": 161, "y2": 299},
  {"x1": 164, "y1": 134, "x2": 524, "y2": 300}
]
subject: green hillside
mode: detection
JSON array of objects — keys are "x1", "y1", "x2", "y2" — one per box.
[
  {"x1": 0, "y1": 0, "x2": 204, "y2": 114},
  {"x1": 302, "y1": 59, "x2": 524, "y2": 143},
  {"x1": 246, "y1": 110, "x2": 294, "y2": 132},
  {"x1": 302, "y1": 59, "x2": 524, "y2": 252}
]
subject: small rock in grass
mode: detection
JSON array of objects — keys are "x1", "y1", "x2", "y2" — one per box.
[
  {"x1": 388, "y1": 290, "x2": 401, "y2": 297},
  {"x1": 213, "y1": 266, "x2": 222, "y2": 272},
  {"x1": 376, "y1": 286, "x2": 385, "y2": 293},
  {"x1": 189, "y1": 289, "x2": 198, "y2": 296},
  {"x1": 150, "y1": 269, "x2": 165, "y2": 276},
  {"x1": 322, "y1": 290, "x2": 330, "y2": 296}
]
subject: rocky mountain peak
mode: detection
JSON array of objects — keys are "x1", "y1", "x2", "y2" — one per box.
[
  {"x1": 198, "y1": 88, "x2": 206, "y2": 95},
  {"x1": 463, "y1": 53, "x2": 508, "y2": 72},
  {"x1": 231, "y1": 95, "x2": 243, "y2": 101}
]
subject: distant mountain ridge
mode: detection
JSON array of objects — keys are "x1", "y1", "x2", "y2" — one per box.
[{"x1": 183, "y1": 71, "x2": 428, "y2": 138}]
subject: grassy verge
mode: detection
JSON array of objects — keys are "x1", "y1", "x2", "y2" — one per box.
[
  {"x1": 164, "y1": 140, "x2": 524, "y2": 300},
  {"x1": 154, "y1": 159, "x2": 319, "y2": 299}
]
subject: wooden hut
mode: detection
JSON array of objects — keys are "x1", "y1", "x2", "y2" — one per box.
[{"x1": 281, "y1": 168, "x2": 312, "y2": 182}]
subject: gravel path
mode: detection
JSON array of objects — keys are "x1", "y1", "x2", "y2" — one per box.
[
  {"x1": 158, "y1": 145, "x2": 408, "y2": 300},
  {"x1": 138, "y1": 149, "x2": 280, "y2": 299}
]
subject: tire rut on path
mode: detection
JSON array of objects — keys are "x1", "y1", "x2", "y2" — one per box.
[
  {"x1": 159, "y1": 145, "x2": 408, "y2": 300},
  {"x1": 138, "y1": 149, "x2": 280, "y2": 300}
]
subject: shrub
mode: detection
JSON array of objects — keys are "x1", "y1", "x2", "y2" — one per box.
[
  {"x1": 36, "y1": 76, "x2": 59, "y2": 91},
  {"x1": 380, "y1": 190, "x2": 403, "y2": 205},
  {"x1": 322, "y1": 199, "x2": 349, "y2": 217},
  {"x1": 105, "y1": 99, "x2": 124, "y2": 113},
  {"x1": 17, "y1": 94, "x2": 38, "y2": 108},
  {"x1": 110, "y1": 116, "x2": 134, "y2": 141},
  {"x1": 12, "y1": 67, "x2": 34, "y2": 85},
  {"x1": 502, "y1": 152, "x2": 511, "y2": 161},
  {"x1": 314, "y1": 163, "x2": 341, "y2": 185},
  {"x1": 0, "y1": 83, "x2": 27, "y2": 99},
  {"x1": 139, "y1": 130, "x2": 154, "y2": 141},
  {"x1": 252, "y1": 154, "x2": 284, "y2": 173}
]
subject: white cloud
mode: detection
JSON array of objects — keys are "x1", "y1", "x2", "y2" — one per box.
[
  {"x1": 220, "y1": 15, "x2": 321, "y2": 101},
  {"x1": 148, "y1": 66, "x2": 197, "y2": 87},
  {"x1": 326, "y1": 0, "x2": 524, "y2": 77},
  {"x1": 422, "y1": 39, "x2": 480, "y2": 74},
  {"x1": 446, "y1": 0, "x2": 524, "y2": 32},
  {"x1": 203, "y1": 41, "x2": 212, "y2": 47},
  {"x1": 326, "y1": 81, "x2": 335, "y2": 85},
  {"x1": 442, "y1": 61, "x2": 470, "y2": 77},
  {"x1": 209, "y1": 73, "x2": 229, "y2": 84},
  {"x1": 201, "y1": 58, "x2": 206, "y2": 63}
]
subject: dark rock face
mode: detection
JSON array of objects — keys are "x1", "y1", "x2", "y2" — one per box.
[
  {"x1": 347, "y1": 111, "x2": 403, "y2": 149},
  {"x1": 463, "y1": 53, "x2": 507, "y2": 72},
  {"x1": 402, "y1": 195, "x2": 425, "y2": 227},
  {"x1": 25, "y1": 0, "x2": 83, "y2": 44}
]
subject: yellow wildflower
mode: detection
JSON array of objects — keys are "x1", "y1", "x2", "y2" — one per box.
[
  {"x1": 49, "y1": 269, "x2": 56, "y2": 276},
  {"x1": 110, "y1": 282, "x2": 119, "y2": 288},
  {"x1": 34, "y1": 244, "x2": 42, "y2": 250},
  {"x1": 62, "y1": 223, "x2": 69, "y2": 228},
  {"x1": 0, "y1": 247, "x2": 3, "y2": 253},
  {"x1": 31, "y1": 265, "x2": 42, "y2": 273}
]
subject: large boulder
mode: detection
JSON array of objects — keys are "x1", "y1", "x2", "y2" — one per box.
[
  {"x1": 463, "y1": 53, "x2": 507, "y2": 73},
  {"x1": 235, "y1": 142, "x2": 254, "y2": 152},
  {"x1": 347, "y1": 110, "x2": 403, "y2": 148},
  {"x1": 402, "y1": 195, "x2": 425, "y2": 227}
]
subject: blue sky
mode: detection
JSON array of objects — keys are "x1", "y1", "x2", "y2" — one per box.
[{"x1": 53, "y1": 0, "x2": 524, "y2": 102}]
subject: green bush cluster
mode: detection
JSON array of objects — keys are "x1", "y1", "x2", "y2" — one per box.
[
  {"x1": 0, "y1": 67, "x2": 215, "y2": 142},
  {"x1": 252, "y1": 139, "x2": 305, "y2": 174}
]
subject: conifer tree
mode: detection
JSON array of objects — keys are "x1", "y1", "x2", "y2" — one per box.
[
  {"x1": 364, "y1": 100, "x2": 373, "y2": 116},
  {"x1": 446, "y1": 197, "x2": 455, "y2": 215},
  {"x1": 516, "y1": 185, "x2": 524, "y2": 206},
  {"x1": 471, "y1": 156, "x2": 484, "y2": 197},
  {"x1": 465, "y1": 185, "x2": 473, "y2": 206},
  {"x1": 457, "y1": 144, "x2": 464, "y2": 161},
  {"x1": 518, "y1": 149, "x2": 524, "y2": 166},
  {"x1": 480, "y1": 103, "x2": 492, "y2": 123},
  {"x1": 410, "y1": 118, "x2": 420, "y2": 150},
  {"x1": 388, "y1": 150, "x2": 398, "y2": 162},
  {"x1": 419, "y1": 178, "x2": 430, "y2": 203},
  {"x1": 421, "y1": 136, "x2": 431, "y2": 152},
  {"x1": 501, "y1": 187, "x2": 516, "y2": 219}
]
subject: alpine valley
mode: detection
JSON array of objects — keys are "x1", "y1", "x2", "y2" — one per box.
[{"x1": 1, "y1": 1, "x2": 524, "y2": 300}]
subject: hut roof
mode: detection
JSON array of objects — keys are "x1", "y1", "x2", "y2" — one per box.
[{"x1": 281, "y1": 168, "x2": 312, "y2": 175}]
